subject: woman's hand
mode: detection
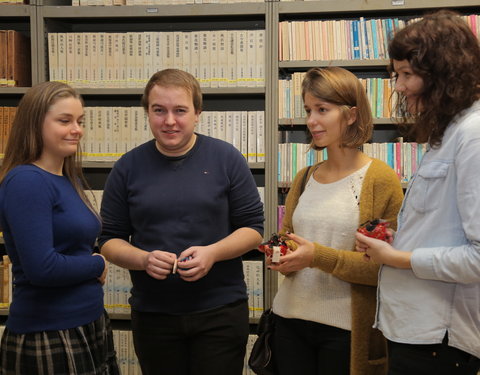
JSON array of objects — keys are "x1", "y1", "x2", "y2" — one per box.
[
  {"x1": 93, "y1": 253, "x2": 107, "y2": 285},
  {"x1": 268, "y1": 232, "x2": 314, "y2": 274},
  {"x1": 355, "y1": 232, "x2": 411, "y2": 269}
]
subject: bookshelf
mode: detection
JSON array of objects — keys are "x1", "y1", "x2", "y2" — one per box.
[
  {"x1": 0, "y1": 0, "x2": 479, "y2": 323},
  {"x1": 270, "y1": 0, "x2": 480, "y2": 302}
]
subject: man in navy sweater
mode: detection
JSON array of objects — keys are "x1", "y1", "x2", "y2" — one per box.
[{"x1": 99, "y1": 69, "x2": 264, "y2": 375}]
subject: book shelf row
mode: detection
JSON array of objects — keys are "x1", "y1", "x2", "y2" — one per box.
[
  {"x1": 278, "y1": 141, "x2": 427, "y2": 187},
  {"x1": 0, "y1": 106, "x2": 266, "y2": 163},
  {"x1": 48, "y1": 30, "x2": 265, "y2": 89},
  {"x1": 278, "y1": 14, "x2": 479, "y2": 62},
  {"x1": 279, "y1": 73, "x2": 397, "y2": 119}
]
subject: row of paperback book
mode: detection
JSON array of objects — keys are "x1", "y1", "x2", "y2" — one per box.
[
  {"x1": 278, "y1": 140, "x2": 427, "y2": 187},
  {"x1": 80, "y1": 107, "x2": 266, "y2": 163},
  {"x1": 278, "y1": 15, "x2": 479, "y2": 62},
  {"x1": 48, "y1": 30, "x2": 265, "y2": 89},
  {"x1": 279, "y1": 73, "x2": 397, "y2": 119},
  {"x1": 279, "y1": 17, "x2": 406, "y2": 62},
  {"x1": 196, "y1": 111, "x2": 265, "y2": 163},
  {"x1": 0, "y1": 30, "x2": 31, "y2": 87}
]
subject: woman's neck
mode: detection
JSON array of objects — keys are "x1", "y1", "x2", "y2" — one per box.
[
  {"x1": 32, "y1": 156, "x2": 64, "y2": 176},
  {"x1": 314, "y1": 147, "x2": 370, "y2": 184}
]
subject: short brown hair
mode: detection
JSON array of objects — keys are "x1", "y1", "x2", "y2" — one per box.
[
  {"x1": 141, "y1": 69, "x2": 203, "y2": 113},
  {"x1": 302, "y1": 67, "x2": 373, "y2": 150}
]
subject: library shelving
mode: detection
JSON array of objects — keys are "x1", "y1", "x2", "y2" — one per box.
[
  {"x1": 269, "y1": 0, "x2": 480, "y2": 301},
  {"x1": 0, "y1": 0, "x2": 479, "y2": 328}
]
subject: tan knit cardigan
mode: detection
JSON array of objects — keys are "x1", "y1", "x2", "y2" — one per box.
[{"x1": 279, "y1": 158, "x2": 404, "y2": 375}]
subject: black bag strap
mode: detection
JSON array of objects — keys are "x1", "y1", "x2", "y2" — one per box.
[{"x1": 299, "y1": 165, "x2": 312, "y2": 194}]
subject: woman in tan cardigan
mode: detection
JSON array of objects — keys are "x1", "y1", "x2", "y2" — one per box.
[{"x1": 269, "y1": 67, "x2": 404, "y2": 375}]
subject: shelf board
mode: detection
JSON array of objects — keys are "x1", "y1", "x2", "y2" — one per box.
[
  {"x1": 278, "y1": 0, "x2": 480, "y2": 15},
  {"x1": 0, "y1": 87, "x2": 29, "y2": 95},
  {"x1": 41, "y1": 3, "x2": 266, "y2": 18},
  {"x1": 0, "y1": 4, "x2": 32, "y2": 17}
]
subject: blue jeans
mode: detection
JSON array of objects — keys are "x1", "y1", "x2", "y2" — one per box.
[
  {"x1": 388, "y1": 336, "x2": 480, "y2": 375},
  {"x1": 273, "y1": 315, "x2": 351, "y2": 375},
  {"x1": 131, "y1": 299, "x2": 249, "y2": 375}
]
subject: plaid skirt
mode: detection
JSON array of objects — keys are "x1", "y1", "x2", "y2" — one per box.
[{"x1": 0, "y1": 311, "x2": 120, "y2": 375}]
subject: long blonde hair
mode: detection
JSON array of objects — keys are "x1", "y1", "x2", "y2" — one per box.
[{"x1": 0, "y1": 81, "x2": 98, "y2": 217}]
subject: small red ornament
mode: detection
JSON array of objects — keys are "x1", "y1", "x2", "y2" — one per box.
[
  {"x1": 258, "y1": 233, "x2": 288, "y2": 258},
  {"x1": 357, "y1": 219, "x2": 389, "y2": 241}
]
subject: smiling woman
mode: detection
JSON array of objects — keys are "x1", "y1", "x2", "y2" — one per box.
[
  {"x1": 0, "y1": 81, "x2": 119, "y2": 375},
  {"x1": 267, "y1": 67, "x2": 403, "y2": 375}
]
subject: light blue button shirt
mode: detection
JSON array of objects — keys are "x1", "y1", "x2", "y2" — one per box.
[{"x1": 376, "y1": 100, "x2": 480, "y2": 359}]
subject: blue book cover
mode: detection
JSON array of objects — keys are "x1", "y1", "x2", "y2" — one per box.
[
  {"x1": 387, "y1": 142, "x2": 394, "y2": 169},
  {"x1": 386, "y1": 19, "x2": 394, "y2": 55},
  {"x1": 352, "y1": 20, "x2": 360, "y2": 59},
  {"x1": 376, "y1": 78, "x2": 383, "y2": 118},
  {"x1": 371, "y1": 19, "x2": 379, "y2": 59}
]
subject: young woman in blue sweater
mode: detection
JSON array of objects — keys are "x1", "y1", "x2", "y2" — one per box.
[{"x1": 0, "y1": 82, "x2": 119, "y2": 374}]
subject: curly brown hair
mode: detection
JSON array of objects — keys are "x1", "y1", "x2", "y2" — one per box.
[{"x1": 389, "y1": 10, "x2": 480, "y2": 147}]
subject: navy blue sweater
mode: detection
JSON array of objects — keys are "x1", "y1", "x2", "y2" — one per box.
[
  {"x1": 99, "y1": 134, "x2": 264, "y2": 313},
  {"x1": 0, "y1": 165, "x2": 104, "y2": 333}
]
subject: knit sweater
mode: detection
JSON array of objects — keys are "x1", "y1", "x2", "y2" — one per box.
[
  {"x1": 99, "y1": 135, "x2": 264, "y2": 313},
  {"x1": 0, "y1": 165, "x2": 104, "y2": 333},
  {"x1": 279, "y1": 158, "x2": 404, "y2": 375}
]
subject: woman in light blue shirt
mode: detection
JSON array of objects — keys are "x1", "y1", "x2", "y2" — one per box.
[{"x1": 356, "y1": 10, "x2": 480, "y2": 375}]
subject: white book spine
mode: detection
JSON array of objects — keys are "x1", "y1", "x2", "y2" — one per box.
[
  {"x1": 256, "y1": 111, "x2": 265, "y2": 162},
  {"x1": 247, "y1": 111, "x2": 257, "y2": 163},
  {"x1": 48, "y1": 33, "x2": 58, "y2": 82},
  {"x1": 227, "y1": 30, "x2": 237, "y2": 87}
]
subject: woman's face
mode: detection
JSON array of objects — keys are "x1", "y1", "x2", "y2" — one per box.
[
  {"x1": 147, "y1": 85, "x2": 200, "y2": 157},
  {"x1": 304, "y1": 92, "x2": 355, "y2": 149},
  {"x1": 393, "y1": 59, "x2": 425, "y2": 114},
  {"x1": 41, "y1": 97, "x2": 84, "y2": 161}
]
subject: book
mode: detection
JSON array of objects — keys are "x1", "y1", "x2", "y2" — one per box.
[
  {"x1": 47, "y1": 33, "x2": 58, "y2": 82},
  {"x1": 6, "y1": 30, "x2": 31, "y2": 87},
  {"x1": 226, "y1": 30, "x2": 237, "y2": 87},
  {"x1": 73, "y1": 33, "x2": 83, "y2": 87}
]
